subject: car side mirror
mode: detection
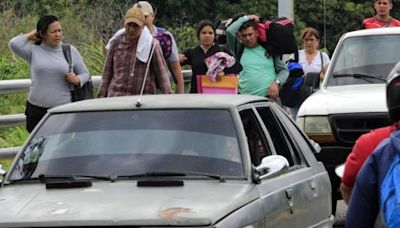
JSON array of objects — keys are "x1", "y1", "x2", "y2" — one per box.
[
  {"x1": 255, "y1": 155, "x2": 289, "y2": 180},
  {"x1": 304, "y1": 72, "x2": 321, "y2": 89}
]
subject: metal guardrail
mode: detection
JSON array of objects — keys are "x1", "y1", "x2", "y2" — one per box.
[
  {"x1": 0, "y1": 76, "x2": 103, "y2": 95},
  {"x1": 0, "y1": 71, "x2": 193, "y2": 159},
  {"x1": 0, "y1": 147, "x2": 20, "y2": 159}
]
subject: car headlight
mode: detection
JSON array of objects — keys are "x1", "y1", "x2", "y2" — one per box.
[{"x1": 297, "y1": 116, "x2": 335, "y2": 143}]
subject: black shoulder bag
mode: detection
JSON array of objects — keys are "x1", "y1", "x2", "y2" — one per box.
[{"x1": 62, "y1": 44, "x2": 93, "y2": 102}]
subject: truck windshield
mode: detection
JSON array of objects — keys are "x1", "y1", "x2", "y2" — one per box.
[{"x1": 326, "y1": 34, "x2": 400, "y2": 86}]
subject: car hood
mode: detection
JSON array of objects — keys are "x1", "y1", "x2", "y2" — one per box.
[
  {"x1": 298, "y1": 84, "x2": 388, "y2": 116},
  {"x1": 0, "y1": 180, "x2": 258, "y2": 227}
]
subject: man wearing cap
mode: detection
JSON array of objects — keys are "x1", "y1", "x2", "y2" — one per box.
[
  {"x1": 98, "y1": 7, "x2": 171, "y2": 97},
  {"x1": 106, "y1": 1, "x2": 184, "y2": 94}
]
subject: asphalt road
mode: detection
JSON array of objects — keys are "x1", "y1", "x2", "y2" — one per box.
[{"x1": 334, "y1": 200, "x2": 347, "y2": 227}]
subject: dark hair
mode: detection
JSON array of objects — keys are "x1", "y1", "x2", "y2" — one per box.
[
  {"x1": 239, "y1": 19, "x2": 258, "y2": 32},
  {"x1": 35, "y1": 15, "x2": 59, "y2": 45},
  {"x1": 196, "y1": 19, "x2": 216, "y2": 39}
]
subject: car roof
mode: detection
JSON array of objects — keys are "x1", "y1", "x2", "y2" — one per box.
[
  {"x1": 49, "y1": 94, "x2": 270, "y2": 113},
  {"x1": 342, "y1": 27, "x2": 400, "y2": 38}
]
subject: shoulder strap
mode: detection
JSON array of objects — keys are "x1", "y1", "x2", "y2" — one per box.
[
  {"x1": 320, "y1": 51, "x2": 324, "y2": 71},
  {"x1": 294, "y1": 50, "x2": 299, "y2": 62},
  {"x1": 61, "y1": 44, "x2": 72, "y2": 72}
]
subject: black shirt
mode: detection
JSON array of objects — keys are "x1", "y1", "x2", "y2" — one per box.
[{"x1": 182, "y1": 44, "x2": 242, "y2": 93}]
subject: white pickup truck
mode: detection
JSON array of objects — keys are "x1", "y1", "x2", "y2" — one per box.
[{"x1": 296, "y1": 27, "x2": 400, "y2": 212}]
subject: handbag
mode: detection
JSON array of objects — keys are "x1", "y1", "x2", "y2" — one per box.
[
  {"x1": 196, "y1": 74, "x2": 238, "y2": 94},
  {"x1": 62, "y1": 44, "x2": 93, "y2": 102}
]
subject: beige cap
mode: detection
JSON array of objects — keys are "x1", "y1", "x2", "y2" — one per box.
[
  {"x1": 124, "y1": 7, "x2": 145, "y2": 27},
  {"x1": 133, "y1": 1, "x2": 154, "y2": 16}
]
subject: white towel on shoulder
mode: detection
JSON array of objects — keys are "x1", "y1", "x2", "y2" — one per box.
[
  {"x1": 105, "y1": 28, "x2": 125, "y2": 50},
  {"x1": 136, "y1": 26, "x2": 153, "y2": 63}
]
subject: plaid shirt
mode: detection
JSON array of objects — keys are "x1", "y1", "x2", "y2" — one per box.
[{"x1": 98, "y1": 36, "x2": 171, "y2": 97}]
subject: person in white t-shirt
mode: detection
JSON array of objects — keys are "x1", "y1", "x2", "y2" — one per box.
[{"x1": 289, "y1": 27, "x2": 330, "y2": 119}]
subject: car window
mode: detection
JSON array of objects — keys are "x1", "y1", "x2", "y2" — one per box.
[
  {"x1": 239, "y1": 109, "x2": 271, "y2": 166},
  {"x1": 255, "y1": 107, "x2": 299, "y2": 166},
  {"x1": 327, "y1": 35, "x2": 400, "y2": 86},
  {"x1": 268, "y1": 106, "x2": 312, "y2": 166},
  {"x1": 8, "y1": 110, "x2": 244, "y2": 180}
]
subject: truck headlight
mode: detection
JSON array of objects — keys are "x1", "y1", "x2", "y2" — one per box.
[{"x1": 297, "y1": 116, "x2": 335, "y2": 143}]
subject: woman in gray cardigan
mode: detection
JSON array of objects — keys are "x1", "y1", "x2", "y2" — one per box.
[{"x1": 9, "y1": 15, "x2": 90, "y2": 132}]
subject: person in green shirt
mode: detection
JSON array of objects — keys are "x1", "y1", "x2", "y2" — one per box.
[{"x1": 226, "y1": 15, "x2": 288, "y2": 98}]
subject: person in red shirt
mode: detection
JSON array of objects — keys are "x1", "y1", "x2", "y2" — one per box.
[
  {"x1": 363, "y1": 0, "x2": 400, "y2": 29},
  {"x1": 340, "y1": 125, "x2": 396, "y2": 203}
]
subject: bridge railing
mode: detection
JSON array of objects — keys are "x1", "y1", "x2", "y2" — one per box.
[{"x1": 0, "y1": 71, "x2": 192, "y2": 160}]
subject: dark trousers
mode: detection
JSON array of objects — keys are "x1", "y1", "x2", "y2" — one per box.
[{"x1": 25, "y1": 101, "x2": 49, "y2": 133}]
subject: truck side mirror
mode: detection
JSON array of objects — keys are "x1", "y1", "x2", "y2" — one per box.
[{"x1": 304, "y1": 72, "x2": 321, "y2": 89}]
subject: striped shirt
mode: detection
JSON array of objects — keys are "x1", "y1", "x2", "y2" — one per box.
[{"x1": 98, "y1": 35, "x2": 171, "y2": 97}]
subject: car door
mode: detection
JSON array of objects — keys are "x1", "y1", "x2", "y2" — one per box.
[
  {"x1": 239, "y1": 107, "x2": 294, "y2": 228},
  {"x1": 255, "y1": 103, "x2": 332, "y2": 227}
]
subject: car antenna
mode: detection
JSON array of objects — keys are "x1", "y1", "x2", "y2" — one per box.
[{"x1": 136, "y1": 43, "x2": 156, "y2": 107}]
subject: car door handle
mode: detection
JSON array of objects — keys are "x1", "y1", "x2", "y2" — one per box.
[
  {"x1": 286, "y1": 188, "x2": 293, "y2": 200},
  {"x1": 286, "y1": 188, "x2": 294, "y2": 213}
]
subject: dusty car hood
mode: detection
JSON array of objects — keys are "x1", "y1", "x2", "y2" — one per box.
[
  {"x1": 298, "y1": 84, "x2": 387, "y2": 116},
  {"x1": 0, "y1": 180, "x2": 257, "y2": 227}
]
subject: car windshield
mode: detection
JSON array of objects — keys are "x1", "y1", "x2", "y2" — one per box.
[
  {"x1": 326, "y1": 34, "x2": 400, "y2": 86},
  {"x1": 8, "y1": 110, "x2": 243, "y2": 181}
]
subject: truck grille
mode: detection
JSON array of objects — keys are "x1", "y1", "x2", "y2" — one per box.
[{"x1": 329, "y1": 113, "x2": 391, "y2": 145}]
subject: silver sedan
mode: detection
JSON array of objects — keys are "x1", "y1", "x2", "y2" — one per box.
[{"x1": 0, "y1": 94, "x2": 333, "y2": 227}]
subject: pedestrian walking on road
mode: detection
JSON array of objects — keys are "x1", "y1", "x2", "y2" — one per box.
[
  {"x1": 98, "y1": 7, "x2": 171, "y2": 97},
  {"x1": 346, "y1": 62, "x2": 400, "y2": 227},
  {"x1": 106, "y1": 1, "x2": 184, "y2": 94},
  {"x1": 226, "y1": 15, "x2": 289, "y2": 99},
  {"x1": 179, "y1": 20, "x2": 242, "y2": 93},
  {"x1": 9, "y1": 15, "x2": 90, "y2": 132}
]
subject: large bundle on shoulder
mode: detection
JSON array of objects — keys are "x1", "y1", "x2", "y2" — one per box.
[
  {"x1": 257, "y1": 17, "x2": 298, "y2": 56},
  {"x1": 216, "y1": 15, "x2": 298, "y2": 57}
]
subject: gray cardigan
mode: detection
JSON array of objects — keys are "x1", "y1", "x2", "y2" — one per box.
[{"x1": 9, "y1": 34, "x2": 90, "y2": 108}]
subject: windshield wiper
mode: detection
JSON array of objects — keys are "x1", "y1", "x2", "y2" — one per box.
[
  {"x1": 38, "y1": 174, "x2": 116, "y2": 182},
  {"x1": 6, "y1": 177, "x2": 41, "y2": 184},
  {"x1": 332, "y1": 73, "x2": 386, "y2": 82},
  {"x1": 7, "y1": 174, "x2": 115, "y2": 184},
  {"x1": 118, "y1": 170, "x2": 225, "y2": 182}
]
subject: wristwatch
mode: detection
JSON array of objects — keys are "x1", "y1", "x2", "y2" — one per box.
[{"x1": 275, "y1": 79, "x2": 281, "y2": 85}]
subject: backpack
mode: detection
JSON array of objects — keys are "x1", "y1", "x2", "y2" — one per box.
[
  {"x1": 154, "y1": 27, "x2": 173, "y2": 60},
  {"x1": 258, "y1": 17, "x2": 298, "y2": 56},
  {"x1": 279, "y1": 59, "x2": 306, "y2": 107},
  {"x1": 379, "y1": 151, "x2": 400, "y2": 227},
  {"x1": 279, "y1": 51, "x2": 323, "y2": 107}
]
